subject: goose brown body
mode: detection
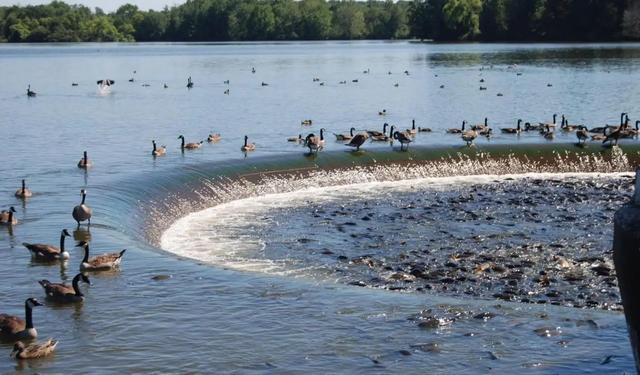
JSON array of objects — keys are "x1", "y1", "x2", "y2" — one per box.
[
  {"x1": 39, "y1": 273, "x2": 90, "y2": 303},
  {"x1": 15, "y1": 179, "x2": 32, "y2": 198},
  {"x1": 0, "y1": 298, "x2": 42, "y2": 341},
  {"x1": 76, "y1": 241, "x2": 126, "y2": 271},
  {"x1": 72, "y1": 190, "x2": 92, "y2": 226},
  {"x1": 23, "y1": 229, "x2": 71, "y2": 261},
  {"x1": 0, "y1": 207, "x2": 17, "y2": 225}
]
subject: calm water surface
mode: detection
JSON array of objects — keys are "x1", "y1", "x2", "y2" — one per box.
[{"x1": 0, "y1": 42, "x2": 639, "y2": 373}]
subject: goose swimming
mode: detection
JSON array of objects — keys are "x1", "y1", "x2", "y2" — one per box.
[
  {"x1": 178, "y1": 135, "x2": 202, "y2": 150},
  {"x1": 0, "y1": 298, "x2": 43, "y2": 341},
  {"x1": 39, "y1": 273, "x2": 91, "y2": 303},
  {"x1": 15, "y1": 179, "x2": 32, "y2": 198},
  {"x1": 77, "y1": 151, "x2": 92, "y2": 169},
  {"x1": 241, "y1": 136, "x2": 256, "y2": 152},
  {"x1": 26, "y1": 85, "x2": 36, "y2": 97},
  {"x1": 23, "y1": 229, "x2": 71, "y2": 261},
  {"x1": 72, "y1": 189, "x2": 92, "y2": 226},
  {"x1": 367, "y1": 123, "x2": 388, "y2": 138},
  {"x1": 335, "y1": 128, "x2": 356, "y2": 141},
  {"x1": 75, "y1": 241, "x2": 126, "y2": 271},
  {"x1": 501, "y1": 119, "x2": 522, "y2": 134},
  {"x1": 152, "y1": 140, "x2": 166, "y2": 156},
  {"x1": 447, "y1": 121, "x2": 466, "y2": 134},
  {"x1": 0, "y1": 206, "x2": 17, "y2": 226}
]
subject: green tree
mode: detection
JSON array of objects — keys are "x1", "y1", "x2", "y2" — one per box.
[
  {"x1": 480, "y1": 0, "x2": 508, "y2": 40},
  {"x1": 332, "y1": 1, "x2": 366, "y2": 39},
  {"x1": 299, "y1": 0, "x2": 332, "y2": 39},
  {"x1": 442, "y1": 0, "x2": 482, "y2": 40}
]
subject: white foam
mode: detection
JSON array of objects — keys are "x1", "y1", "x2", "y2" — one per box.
[{"x1": 160, "y1": 172, "x2": 631, "y2": 274}]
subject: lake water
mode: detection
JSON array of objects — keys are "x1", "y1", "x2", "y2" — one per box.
[{"x1": 0, "y1": 41, "x2": 639, "y2": 373}]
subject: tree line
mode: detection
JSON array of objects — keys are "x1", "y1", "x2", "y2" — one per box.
[{"x1": 0, "y1": 0, "x2": 637, "y2": 43}]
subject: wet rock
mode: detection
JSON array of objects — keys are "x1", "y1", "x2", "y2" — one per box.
[
  {"x1": 410, "y1": 343, "x2": 441, "y2": 353},
  {"x1": 151, "y1": 274, "x2": 172, "y2": 281},
  {"x1": 533, "y1": 327, "x2": 562, "y2": 337},
  {"x1": 473, "y1": 312, "x2": 496, "y2": 321}
]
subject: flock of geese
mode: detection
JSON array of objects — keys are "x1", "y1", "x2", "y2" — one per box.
[
  {"x1": 0, "y1": 155, "x2": 127, "y2": 360},
  {"x1": 148, "y1": 111, "x2": 638, "y2": 160}
]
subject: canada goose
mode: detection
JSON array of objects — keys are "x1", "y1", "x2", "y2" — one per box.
[
  {"x1": 0, "y1": 298, "x2": 43, "y2": 341},
  {"x1": 72, "y1": 189, "x2": 92, "y2": 226},
  {"x1": 11, "y1": 339, "x2": 58, "y2": 360},
  {"x1": 539, "y1": 114, "x2": 558, "y2": 129},
  {"x1": 163, "y1": 83, "x2": 168, "y2": 88},
  {"x1": 560, "y1": 116, "x2": 578, "y2": 132},
  {"x1": 576, "y1": 126, "x2": 589, "y2": 144},
  {"x1": 404, "y1": 70, "x2": 410, "y2": 75},
  {"x1": 224, "y1": 80, "x2": 230, "y2": 84},
  {"x1": 178, "y1": 135, "x2": 202, "y2": 150},
  {"x1": 305, "y1": 132, "x2": 323, "y2": 154},
  {"x1": 591, "y1": 127, "x2": 608, "y2": 141},
  {"x1": 224, "y1": 89, "x2": 229, "y2": 95},
  {"x1": 128, "y1": 77, "x2": 134, "y2": 82},
  {"x1": 589, "y1": 125, "x2": 609, "y2": 133},
  {"x1": 479, "y1": 86, "x2": 487, "y2": 90},
  {"x1": 75, "y1": 241, "x2": 126, "y2": 271},
  {"x1": 71, "y1": 83, "x2": 78, "y2": 86},
  {"x1": 603, "y1": 125, "x2": 623, "y2": 146},
  {"x1": 241, "y1": 136, "x2": 256, "y2": 152},
  {"x1": 501, "y1": 119, "x2": 522, "y2": 134},
  {"x1": 378, "y1": 109, "x2": 387, "y2": 116},
  {"x1": 367, "y1": 123, "x2": 388, "y2": 138},
  {"x1": 301, "y1": 120, "x2": 313, "y2": 126},
  {"x1": 479, "y1": 126, "x2": 493, "y2": 138},
  {"x1": 207, "y1": 133, "x2": 221, "y2": 143},
  {"x1": 15, "y1": 179, "x2": 32, "y2": 198},
  {"x1": 152, "y1": 140, "x2": 166, "y2": 156},
  {"x1": 39, "y1": 273, "x2": 90, "y2": 303},
  {"x1": 186, "y1": 76, "x2": 193, "y2": 88},
  {"x1": 252, "y1": 67, "x2": 256, "y2": 73},
  {"x1": 406, "y1": 119, "x2": 418, "y2": 135},
  {"x1": 0, "y1": 206, "x2": 17, "y2": 226},
  {"x1": 346, "y1": 133, "x2": 368, "y2": 151},
  {"x1": 461, "y1": 128, "x2": 478, "y2": 147},
  {"x1": 287, "y1": 134, "x2": 303, "y2": 143},
  {"x1": 524, "y1": 122, "x2": 541, "y2": 131},
  {"x1": 23, "y1": 229, "x2": 71, "y2": 261},
  {"x1": 77, "y1": 151, "x2": 92, "y2": 169},
  {"x1": 335, "y1": 128, "x2": 355, "y2": 141},
  {"x1": 619, "y1": 118, "x2": 637, "y2": 138},
  {"x1": 393, "y1": 128, "x2": 412, "y2": 151},
  {"x1": 393, "y1": 83, "x2": 399, "y2": 87},
  {"x1": 447, "y1": 121, "x2": 465, "y2": 134},
  {"x1": 472, "y1": 118, "x2": 488, "y2": 131},
  {"x1": 542, "y1": 124, "x2": 555, "y2": 140},
  {"x1": 371, "y1": 124, "x2": 391, "y2": 141},
  {"x1": 26, "y1": 85, "x2": 36, "y2": 97},
  {"x1": 261, "y1": 82, "x2": 269, "y2": 86}
]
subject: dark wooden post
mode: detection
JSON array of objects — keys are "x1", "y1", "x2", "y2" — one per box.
[{"x1": 613, "y1": 168, "x2": 640, "y2": 372}]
